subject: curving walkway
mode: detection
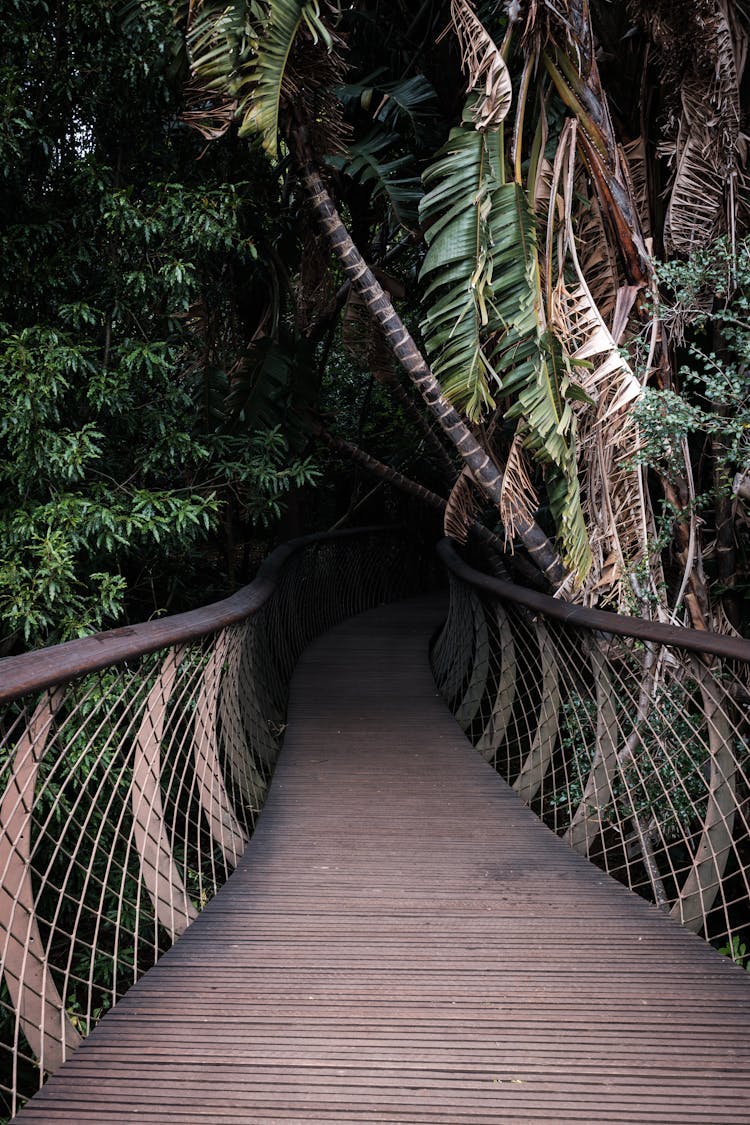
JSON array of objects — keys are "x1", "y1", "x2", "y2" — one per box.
[{"x1": 17, "y1": 596, "x2": 750, "y2": 1122}]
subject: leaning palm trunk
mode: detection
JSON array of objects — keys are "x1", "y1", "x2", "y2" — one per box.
[
  {"x1": 315, "y1": 423, "x2": 511, "y2": 565},
  {"x1": 297, "y1": 150, "x2": 565, "y2": 587}
]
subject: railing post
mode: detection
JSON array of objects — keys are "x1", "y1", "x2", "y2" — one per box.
[
  {"x1": 0, "y1": 689, "x2": 82, "y2": 1080},
  {"x1": 193, "y1": 632, "x2": 248, "y2": 871},
  {"x1": 131, "y1": 647, "x2": 198, "y2": 940}
]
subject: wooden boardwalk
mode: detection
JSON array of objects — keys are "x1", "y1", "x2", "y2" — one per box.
[{"x1": 17, "y1": 596, "x2": 750, "y2": 1122}]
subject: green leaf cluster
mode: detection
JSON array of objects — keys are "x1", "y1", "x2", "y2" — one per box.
[
  {"x1": 0, "y1": 0, "x2": 319, "y2": 649},
  {"x1": 419, "y1": 116, "x2": 590, "y2": 579}
]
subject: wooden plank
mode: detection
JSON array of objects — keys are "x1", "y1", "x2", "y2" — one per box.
[{"x1": 15, "y1": 596, "x2": 750, "y2": 1123}]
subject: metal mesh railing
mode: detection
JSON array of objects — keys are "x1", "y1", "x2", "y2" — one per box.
[
  {"x1": 434, "y1": 538, "x2": 750, "y2": 964},
  {"x1": 0, "y1": 527, "x2": 416, "y2": 1120}
]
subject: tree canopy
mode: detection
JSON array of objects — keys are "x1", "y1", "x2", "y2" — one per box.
[{"x1": 3, "y1": 0, "x2": 750, "y2": 647}]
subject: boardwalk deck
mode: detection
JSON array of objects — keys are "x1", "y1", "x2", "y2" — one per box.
[{"x1": 16, "y1": 596, "x2": 750, "y2": 1123}]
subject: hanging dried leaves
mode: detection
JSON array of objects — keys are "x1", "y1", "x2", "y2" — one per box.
[
  {"x1": 499, "y1": 431, "x2": 539, "y2": 549},
  {"x1": 632, "y1": 0, "x2": 748, "y2": 253},
  {"x1": 622, "y1": 136, "x2": 652, "y2": 243},
  {"x1": 447, "y1": 0, "x2": 512, "y2": 130},
  {"x1": 179, "y1": 81, "x2": 236, "y2": 141},
  {"x1": 544, "y1": 121, "x2": 654, "y2": 609},
  {"x1": 444, "y1": 468, "x2": 481, "y2": 544}
]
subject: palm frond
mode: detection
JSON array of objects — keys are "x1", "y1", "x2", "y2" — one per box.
[
  {"x1": 622, "y1": 136, "x2": 652, "y2": 241},
  {"x1": 554, "y1": 284, "x2": 640, "y2": 418},
  {"x1": 237, "y1": 0, "x2": 309, "y2": 155},
  {"x1": 499, "y1": 428, "x2": 539, "y2": 548},
  {"x1": 489, "y1": 181, "x2": 591, "y2": 581},
  {"x1": 574, "y1": 188, "x2": 619, "y2": 328},
  {"x1": 444, "y1": 468, "x2": 480, "y2": 544},
  {"x1": 544, "y1": 122, "x2": 649, "y2": 605},
  {"x1": 663, "y1": 84, "x2": 732, "y2": 253},
  {"x1": 420, "y1": 125, "x2": 591, "y2": 579},
  {"x1": 184, "y1": 0, "x2": 336, "y2": 159},
  {"x1": 329, "y1": 131, "x2": 423, "y2": 228},
  {"x1": 447, "y1": 0, "x2": 512, "y2": 131},
  {"x1": 633, "y1": 0, "x2": 746, "y2": 254},
  {"x1": 370, "y1": 75, "x2": 439, "y2": 133},
  {"x1": 663, "y1": 90, "x2": 726, "y2": 252},
  {"x1": 419, "y1": 123, "x2": 501, "y2": 421},
  {"x1": 552, "y1": 278, "x2": 646, "y2": 579}
]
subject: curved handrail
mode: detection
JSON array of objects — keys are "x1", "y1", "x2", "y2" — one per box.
[
  {"x1": 0, "y1": 526, "x2": 395, "y2": 704},
  {"x1": 0, "y1": 524, "x2": 416, "y2": 1117},
  {"x1": 434, "y1": 535, "x2": 750, "y2": 965},
  {"x1": 438, "y1": 537, "x2": 750, "y2": 663}
]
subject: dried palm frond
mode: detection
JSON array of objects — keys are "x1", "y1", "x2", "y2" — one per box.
[
  {"x1": 499, "y1": 429, "x2": 539, "y2": 549},
  {"x1": 712, "y1": 600, "x2": 743, "y2": 638},
  {"x1": 444, "y1": 468, "x2": 480, "y2": 544},
  {"x1": 446, "y1": 0, "x2": 512, "y2": 130},
  {"x1": 610, "y1": 286, "x2": 640, "y2": 347},
  {"x1": 555, "y1": 282, "x2": 641, "y2": 417},
  {"x1": 533, "y1": 155, "x2": 555, "y2": 215},
  {"x1": 282, "y1": 14, "x2": 349, "y2": 158},
  {"x1": 574, "y1": 184, "x2": 621, "y2": 330},
  {"x1": 622, "y1": 136, "x2": 652, "y2": 241},
  {"x1": 633, "y1": 0, "x2": 747, "y2": 253},
  {"x1": 544, "y1": 122, "x2": 651, "y2": 607},
  {"x1": 542, "y1": 40, "x2": 652, "y2": 286},
  {"x1": 180, "y1": 79, "x2": 237, "y2": 140},
  {"x1": 663, "y1": 84, "x2": 734, "y2": 254},
  {"x1": 551, "y1": 269, "x2": 648, "y2": 606}
]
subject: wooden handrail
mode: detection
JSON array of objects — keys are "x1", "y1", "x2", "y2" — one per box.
[
  {"x1": 437, "y1": 537, "x2": 750, "y2": 663},
  {"x1": 0, "y1": 526, "x2": 399, "y2": 704}
]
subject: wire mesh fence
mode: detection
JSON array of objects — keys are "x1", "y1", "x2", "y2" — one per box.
[
  {"x1": 434, "y1": 538, "x2": 750, "y2": 964},
  {"x1": 0, "y1": 527, "x2": 417, "y2": 1120}
]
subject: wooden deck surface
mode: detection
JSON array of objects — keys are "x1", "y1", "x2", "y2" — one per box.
[{"x1": 17, "y1": 596, "x2": 750, "y2": 1122}]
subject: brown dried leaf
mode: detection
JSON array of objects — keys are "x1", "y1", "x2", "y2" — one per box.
[
  {"x1": 622, "y1": 136, "x2": 652, "y2": 240},
  {"x1": 448, "y1": 0, "x2": 512, "y2": 130},
  {"x1": 499, "y1": 430, "x2": 539, "y2": 549},
  {"x1": 444, "y1": 467, "x2": 480, "y2": 544}
]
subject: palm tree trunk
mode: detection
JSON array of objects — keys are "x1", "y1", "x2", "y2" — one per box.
[
  {"x1": 315, "y1": 423, "x2": 445, "y2": 514},
  {"x1": 314, "y1": 424, "x2": 532, "y2": 577},
  {"x1": 374, "y1": 368, "x2": 458, "y2": 487},
  {"x1": 297, "y1": 150, "x2": 565, "y2": 587}
]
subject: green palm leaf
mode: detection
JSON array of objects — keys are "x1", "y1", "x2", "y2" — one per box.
[
  {"x1": 491, "y1": 182, "x2": 591, "y2": 581},
  {"x1": 329, "y1": 130, "x2": 423, "y2": 229},
  {"x1": 238, "y1": 0, "x2": 332, "y2": 156},
  {"x1": 419, "y1": 123, "x2": 502, "y2": 421},
  {"x1": 419, "y1": 120, "x2": 591, "y2": 579},
  {"x1": 185, "y1": 0, "x2": 332, "y2": 160},
  {"x1": 185, "y1": 0, "x2": 258, "y2": 92}
]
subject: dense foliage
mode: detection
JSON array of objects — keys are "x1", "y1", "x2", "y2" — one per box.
[
  {"x1": 0, "y1": 0, "x2": 317, "y2": 649},
  {"x1": 176, "y1": 0, "x2": 750, "y2": 630},
  {"x1": 3, "y1": 0, "x2": 750, "y2": 646}
]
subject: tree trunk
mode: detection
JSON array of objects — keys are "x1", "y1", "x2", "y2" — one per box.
[
  {"x1": 296, "y1": 148, "x2": 566, "y2": 589},
  {"x1": 315, "y1": 424, "x2": 520, "y2": 573}
]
